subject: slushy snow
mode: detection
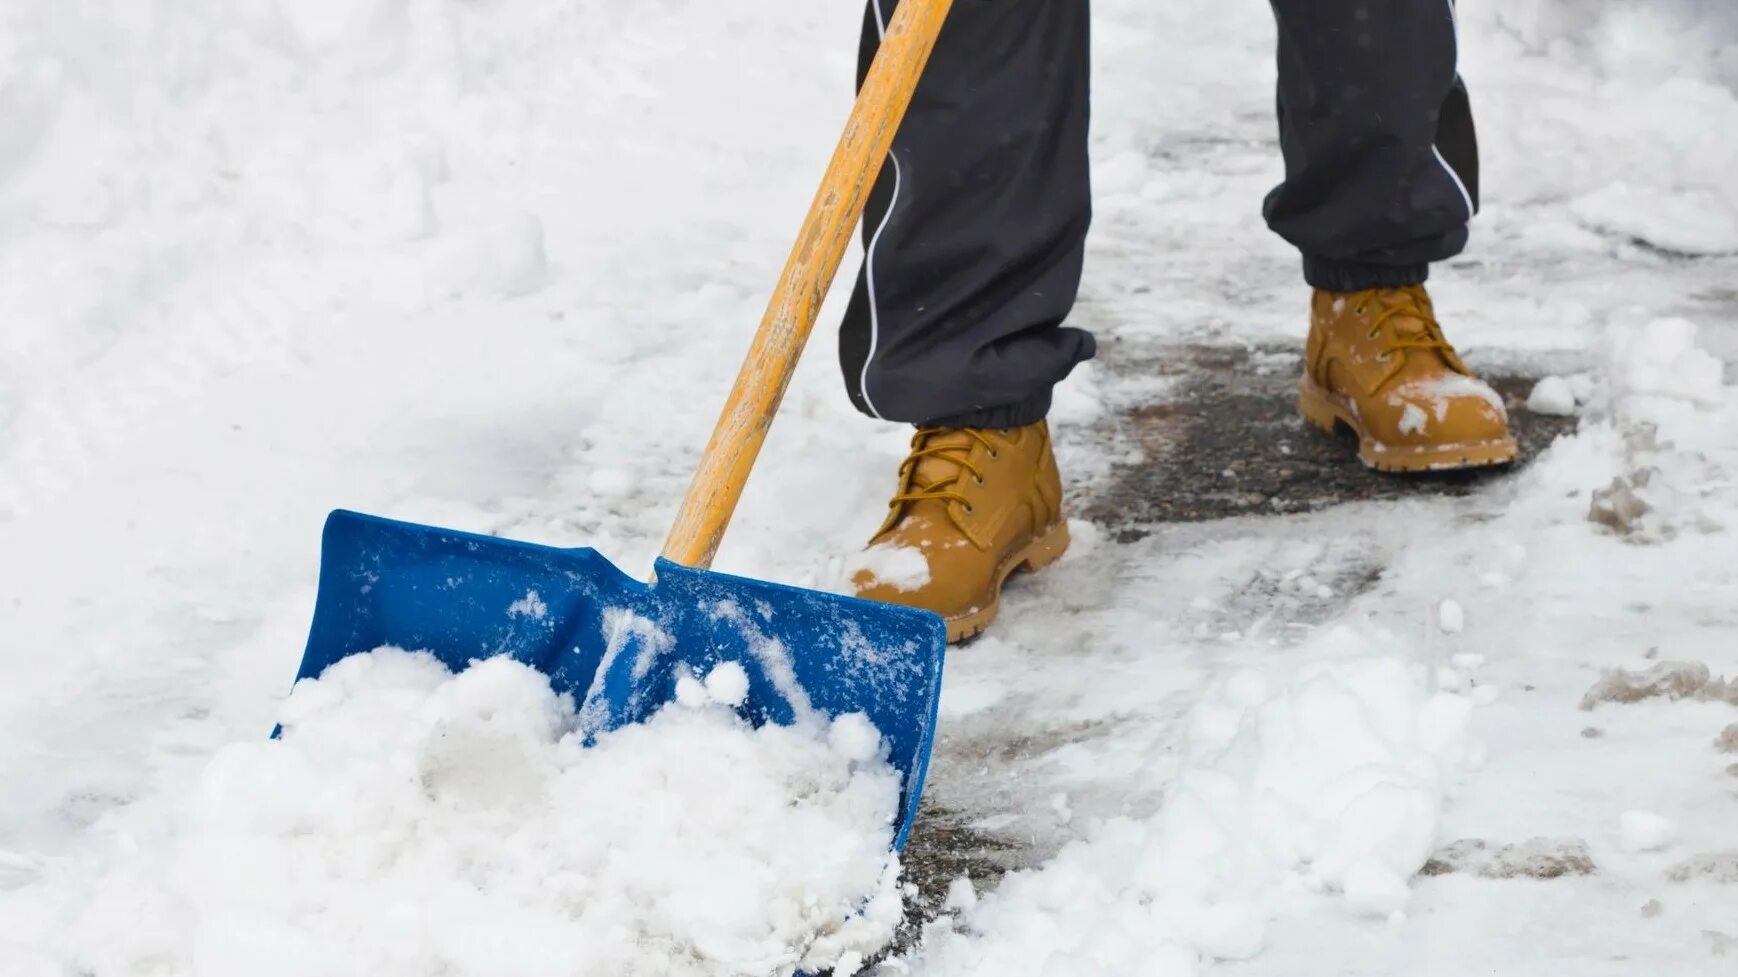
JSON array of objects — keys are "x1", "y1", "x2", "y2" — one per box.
[{"x1": 57, "y1": 651, "x2": 905, "y2": 977}]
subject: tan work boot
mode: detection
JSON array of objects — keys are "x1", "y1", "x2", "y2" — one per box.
[
  {"x1": 850, "y1": 422, "x2": 1070, "y2": 643},
  {"x1": 1299, "y1": 285, "x2": 1518, "y2": 472}
]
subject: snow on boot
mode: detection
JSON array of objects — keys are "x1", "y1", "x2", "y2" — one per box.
[
  {"x1": 850, "y1": 422, "x2": 1069, "y2": 644},
  {"x1": 1298, "y1": 285, "x2": 1518, "y2": 472}
]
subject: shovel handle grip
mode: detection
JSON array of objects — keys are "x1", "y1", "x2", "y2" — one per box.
[{"x1": 660, "y1": 0, "x2": 954, "y2": 570}]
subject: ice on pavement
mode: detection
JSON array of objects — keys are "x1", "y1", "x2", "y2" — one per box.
[{"x1": 63, "y1": 651, "x2": 905, "y2": 977}]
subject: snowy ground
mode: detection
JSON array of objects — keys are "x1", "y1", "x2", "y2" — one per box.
[{"x1": 3, "y1": 1, "x2": 1736, "y2": 975}]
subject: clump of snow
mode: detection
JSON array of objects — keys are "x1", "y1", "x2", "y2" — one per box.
[
  {"x1": 1527, "y1": 375, "x2": 1579, "y2": 416},
  {"x1": 891, "y1": 636, "x2": 1482, "y2": 974},
  {"x1": 62, "y1": 650, "x2": 904, "y2": 977},
  {"x1": 1398, "y1": 402, "x2": 1430, "y2": 436},
  {"x1": 943, "y1": 876, "x2": 978, "y2": 914},
  {"x1": 828, "y1": 711, "x2": 884, "y2": 764},
  {"x1": 702, "y1": 660, "x2": 750, "y2": 707},
  {"x1": 850, "y1": 541, "x2": 932, "y2": 593},
  {"x1": 1619, "y1": 810, "x2": 1680, "y2": 853},
  {"x1": 674, "y1": 671, "x2": 710, "y2": 708},
  {"x1": 1437, "y1": 599, "x2": 1466, "y2": 635}
]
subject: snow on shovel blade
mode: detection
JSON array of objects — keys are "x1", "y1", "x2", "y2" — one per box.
[{"x1": 296, "y1": 510, "x2": 946, "y2": 849}]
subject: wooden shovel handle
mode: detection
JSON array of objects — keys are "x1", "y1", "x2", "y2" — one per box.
[{"x1": 660, "y1": 0, "x2": 954, "y2": 569}]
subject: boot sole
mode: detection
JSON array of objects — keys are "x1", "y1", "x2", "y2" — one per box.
[
  {"x1": 945, "y1": 520, "x2": 1071, "y2": 645},
  {"x1": 1298, "y1": 376, "x2": 1518, "y2": 473}
]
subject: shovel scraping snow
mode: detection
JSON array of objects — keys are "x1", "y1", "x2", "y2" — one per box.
[{"x1": 293, "y1": 0, "x2": 954, "y2": 847}]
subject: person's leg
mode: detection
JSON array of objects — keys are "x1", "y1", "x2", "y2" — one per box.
[
  {"x1": 1263, "y1": 0, "x2": 1478, "y2": 289},
  {"x1": 839, "y1": 0, "x2": 1094, "y2": 429},
  {"x1": 843, "y1": 0, "x2": 1090, "y2": 642},
  {"x1": 1264, "y1": 0, "x2": 1511, "y2": 473}
]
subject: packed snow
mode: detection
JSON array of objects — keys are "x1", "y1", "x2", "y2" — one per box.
[
  {"x1": 47, "y1": 651, "x2": 904, "y2": 977},
  {"x1": 2, "y1": 1, "x2": 1736, "y2": 976}
]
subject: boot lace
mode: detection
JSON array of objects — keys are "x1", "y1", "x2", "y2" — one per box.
[
  {"x1": 889, "y1": 427, "x2": 998, "y2": 514},
  {"x1": 1352, "y1": 285, "x2": 1456, "y2": 363}
]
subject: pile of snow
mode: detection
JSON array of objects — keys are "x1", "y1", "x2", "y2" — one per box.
[
  {"x1": 1465, "y1": 2, "x2": 1738, "y2": 255},
  {"x1": 1564, "y1": 317, "x2": 1734, "y2": 540},
  {"x1": 59, "y1": 651, "x2": 904, "y2": 977},
  {"x1": 895, "y1": 637, "x2": 1483, "y2": 975},
  {"x1": 1525, "y1": 317, "x2": 1725, "y2": 424},
  {"x1": 1609, "y1": 318, "x2": 1726, "y2": 407}
]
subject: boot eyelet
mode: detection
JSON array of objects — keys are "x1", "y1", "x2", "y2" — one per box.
[
  {"x1": 963, "y1": 504, "x2": 976, "y2": 514},
  {"x1": 973, "y1": 475, "x2": 985, "y2": 486},
  {"x1": 988, "y1": 451, "x2": 1000, "y2": 460},
  {"x1": 1366, "y1": 328, "x2": 1380, "y2": 340},
  {"x1": 1355, "y1": 305, "x2": 1368, "y2": 316}
]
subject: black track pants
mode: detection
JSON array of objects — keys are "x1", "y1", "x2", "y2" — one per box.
[{"x1": 839, "y1": 0, "x2": 1480, "y2": 428}]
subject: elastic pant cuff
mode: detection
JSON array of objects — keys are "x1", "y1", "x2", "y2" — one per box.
[
  {"x1": 922, "y1": 390, "x2": 1053, "y2": 430},
  {"x1": 1303, "y1": 256, "x2": 1430, "y2": 291}
]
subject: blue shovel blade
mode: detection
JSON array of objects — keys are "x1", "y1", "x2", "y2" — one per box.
[{"x1": 296, "y1": 510, "x2": 947, "y2": 850}]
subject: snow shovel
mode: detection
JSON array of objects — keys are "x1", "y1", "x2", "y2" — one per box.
[{"x1": 293, "y1": 0, "x2": 955, "y2": 850}]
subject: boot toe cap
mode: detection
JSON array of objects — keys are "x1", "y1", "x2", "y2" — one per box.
[{"x1": 1377, "y1": 377, "x2": 1512, "y2": 448}]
